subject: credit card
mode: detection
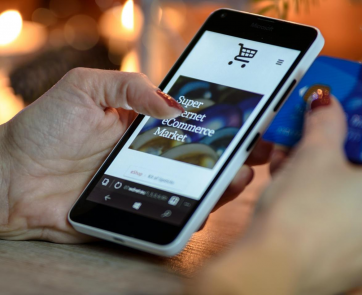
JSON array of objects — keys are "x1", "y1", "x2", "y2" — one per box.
[{"x1": 263, "y1": 56, "x2": 362, "y2": 164}]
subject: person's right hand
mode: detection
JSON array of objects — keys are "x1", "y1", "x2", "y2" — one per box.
[{"x1": 195, "y1": 96, "x2": 362, "y2": 295}]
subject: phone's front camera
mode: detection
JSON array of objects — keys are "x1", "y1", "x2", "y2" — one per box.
[{"x1": 221, "y1": 13, "x2": 227, "y2": 18}]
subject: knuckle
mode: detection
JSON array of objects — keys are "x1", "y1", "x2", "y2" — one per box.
[
  {"x1": 120, "y1": 72, "x2": 151, "y2": 104},
  {"x1": 62, "y1": 67, "x2": 91, "y2": 85},
  {"x1": 65, "y1": 67, "x2": 88, "y2": 78},
  {"x1": 136, "y1": 72, "x2": 148, "y2": 79},
  {"x1": 118, "y1": 72, "x2": 147, "y2": 91},
  {"x1": 126, "y1": 72, "x2": 148, "y2": 82}
]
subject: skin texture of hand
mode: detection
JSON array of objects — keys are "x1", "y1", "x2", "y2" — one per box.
[
  {"x1": 194, "y1": 98, "x2": 362, "y2": 295},
  {"x1": 0, "y1": 68, "x2": 272, "y2": 244}
]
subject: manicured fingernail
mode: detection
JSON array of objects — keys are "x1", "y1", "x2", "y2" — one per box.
[
  {"x1": 156, "y1": 89, "x2": 184, "y2": 113},
  {"x1": 308, "y1": 88, "x2": 331, "y2": 111}
]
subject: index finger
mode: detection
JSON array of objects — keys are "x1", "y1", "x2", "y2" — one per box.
[{"x1": 60, "y1": 68, "x2": 184, "y2": 119}]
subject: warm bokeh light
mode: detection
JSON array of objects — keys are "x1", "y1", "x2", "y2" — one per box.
[
  {"x1": 0, "y1": 71, "x2": 24, "y2": 125},
  {"x1": 162, "y1": 7, "x2": 185, "y2": 32},
  {"x1": 120, "y1": 49, "x2": 140, "y2": 72},
  {"x1": 32, "y1": 8, "x2": 57, "y2": 27},
  {"x1": 121, "y1": 0, "x2": 134, "y2": 31},
  {"x1": 99, "y1": 2, "x2": 144, "y2": 47},
  {"x1": 0, "y1": 10, "x2": 23, "y2": 45},
  {"x1": 158, "y1": 7, "x2": 163, "y2": 24},
  {"x1": 0, "y1": 20, "x2": 46, "y2": 56},
  {"x1": 64, "y1": 15, "x2": 99, "y2": 51}
]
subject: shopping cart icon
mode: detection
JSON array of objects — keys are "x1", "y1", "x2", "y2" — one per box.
[{"x1": 228, "y1": 43, "x2": 258, "y2": 68}]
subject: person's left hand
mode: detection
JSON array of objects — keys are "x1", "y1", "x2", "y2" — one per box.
[{"x1": 0, "y1": 68, "x2": 272, "y2": 243}]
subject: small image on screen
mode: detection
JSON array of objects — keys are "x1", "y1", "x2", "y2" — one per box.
[{"x1": 130, "y1": 75, "x2": 263, "y2": 169}]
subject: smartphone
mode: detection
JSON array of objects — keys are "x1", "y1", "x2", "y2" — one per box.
[{"x1": 69, "y1": 9, "x2": 324, "y2": 256}]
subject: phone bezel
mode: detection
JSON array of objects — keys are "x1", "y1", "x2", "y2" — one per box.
[{"x1": 70, "y1": 9, "x2": 319, "y2": 245}]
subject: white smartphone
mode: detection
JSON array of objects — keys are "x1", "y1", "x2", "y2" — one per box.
[{"x1": 69, "y1": 9, "x2": 324, "y2": 256}]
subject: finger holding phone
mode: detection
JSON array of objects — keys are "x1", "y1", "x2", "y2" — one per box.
[{"x1": 194, "y1": 97, "x2": 362, "y2": 295}]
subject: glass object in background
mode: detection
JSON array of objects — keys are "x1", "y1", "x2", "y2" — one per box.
[
  {"x1": 139, "y1": 0, "x2": 250, "y2": 85},
  {"x1": 99, "y1": 0, "x2": 144, "y2": 69}
]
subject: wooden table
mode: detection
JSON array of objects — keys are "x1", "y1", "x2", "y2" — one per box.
[
  {"x1": 0, "y1": 165, "x2": 269, "y2": 294},
  {"x1": 1, "y1": 165, "x2": 361, "y2": 295}
]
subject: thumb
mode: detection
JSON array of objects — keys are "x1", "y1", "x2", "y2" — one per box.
[
  {"x1": 61, "y1": 68, "x2": 184, "y2": 119},
  {"x1": 302, "y1": 93, "x2": 347, "y2": 151}
]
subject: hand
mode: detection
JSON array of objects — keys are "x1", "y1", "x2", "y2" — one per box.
[
  {"x1": 0, "y1": 68, "x2": 271, "y2": 243},
  {"x1": 195, "y1": 97, "x2": 362, "y2": 295}
]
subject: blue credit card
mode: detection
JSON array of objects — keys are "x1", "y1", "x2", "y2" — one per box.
[{"x1": 263, "y1": 56, "x2": 362, "y2": 164}]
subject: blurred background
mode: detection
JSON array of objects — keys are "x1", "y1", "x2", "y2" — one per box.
[{"x1": 0, "y1": 0, "x2": 361, "y2": 124}]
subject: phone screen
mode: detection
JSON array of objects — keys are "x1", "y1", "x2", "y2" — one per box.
[{"x1": 85, "y1": 30, "x2": 300, "y2": 225}]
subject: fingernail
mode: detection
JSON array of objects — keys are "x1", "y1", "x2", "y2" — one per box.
[
  {"x1": 156, "y1": 89, "x2": 184, "y2": 113},
  {"x1": 308, "y1": 88, "x2": 331, "y2": 111}
]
